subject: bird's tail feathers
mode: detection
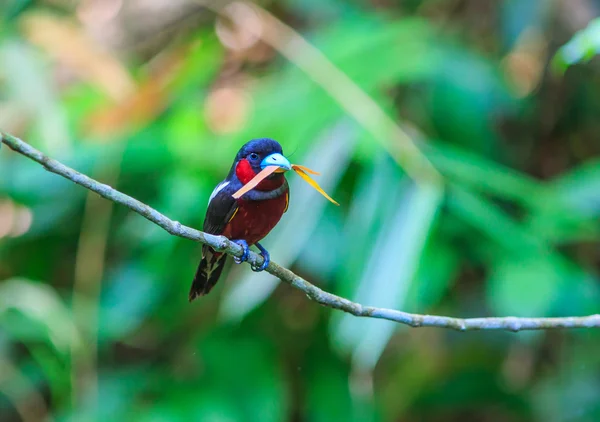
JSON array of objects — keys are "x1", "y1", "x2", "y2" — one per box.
[{"x1": 188, "y1": 246, "x2": 227, "y2": 301}]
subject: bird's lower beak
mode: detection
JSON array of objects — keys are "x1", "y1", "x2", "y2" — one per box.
[{"x1": 261, "y1": 153, "x2": 292, "y2": 173}]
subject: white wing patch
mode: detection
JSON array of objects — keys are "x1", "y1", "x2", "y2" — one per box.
[{"x1": 208, "y1": 181, "x2": 230, "y2": 205}]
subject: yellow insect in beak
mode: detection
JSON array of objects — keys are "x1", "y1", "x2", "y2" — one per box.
[
  {"x1": 290, "y1": 165, "x2": 339, "y2": 206},
  {"x1": 232, "y1": 162, "x2": 339, "y2": 206}
]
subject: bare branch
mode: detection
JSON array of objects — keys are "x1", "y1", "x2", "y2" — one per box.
[{"x1": 2, "y1": 132, "x2": 600, "y2": 332}]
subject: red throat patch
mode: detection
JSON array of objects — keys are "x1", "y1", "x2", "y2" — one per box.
[
  {"x1": 235, "y1": 159, "x2": 257, "y2": 185},
  {"x1": 235, "y1": 158, "x2": 284, "y2": 191}
]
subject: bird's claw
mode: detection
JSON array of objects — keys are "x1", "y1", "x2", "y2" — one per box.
[
  {"x1": 232, "y1": 239, "x2": 250, "y2": 264},
  {"x1": 251, "y1": 242, "x2": 270, "y2": 272}
]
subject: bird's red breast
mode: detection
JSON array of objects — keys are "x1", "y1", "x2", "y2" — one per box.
[{"x1": 222, "y1": 158, "x2": 289, "y2": 245}]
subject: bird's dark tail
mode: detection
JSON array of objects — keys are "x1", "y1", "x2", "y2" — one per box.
[{"x1": 188, "y1": 245, "x2": 227, "y2": 301}]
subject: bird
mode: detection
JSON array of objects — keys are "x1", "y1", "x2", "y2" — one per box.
[{"x1": 188, "y1": 138, "x2": 292, "y2": 301}]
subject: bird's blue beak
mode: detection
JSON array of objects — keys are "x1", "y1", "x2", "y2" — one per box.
[{"x1": 261, "y1": 153, "x2": 292, "y2": 172}]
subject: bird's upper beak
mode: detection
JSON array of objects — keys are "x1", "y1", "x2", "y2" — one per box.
[{"x1": 261, "y1": 153, "x2": 292, "y2": 173}]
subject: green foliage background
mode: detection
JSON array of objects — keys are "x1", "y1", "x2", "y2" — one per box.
[{"x1": 1, "y1": 0, "x2": 600, "y2": 421}]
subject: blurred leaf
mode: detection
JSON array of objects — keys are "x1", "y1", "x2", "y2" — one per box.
[
  {"x1": 0, "y1": 38, "x2": 71, "y2": 152},
  {"x1": 425, "y1": 49, "x2": 518, "y2": 153},
  {"x1": 0, "y1": 0, "x2": 31, "y2": 21},
  {"x1": 169, "y1": 34, "x2": 224, "y2": 98},
  {"x1": 84, "y1": 46, "x2": 182, "y2": 137},
  {"x1": 487, "y1": 255, "x2": 563, "y2": 317},
  {"x1": 295, "y1": 204, "x2": 345, "y2": 281},
  {"x1": 305, "y1": 344, "x2": 377, "y2": 422},
  {"x1": 406, "y1": 234, "x2": 459, "y2": 312},
  {"x1": 427, "y1": 142, "x2": 545, "y2": 207},
  {"x1": 549, "y1": 158, "x2": 600, "y2": 217},
  {"x1": 145, "y1": 392, "x2": 242, "y2": 422},
  {"x1": 553, "y1": 18, "x2": 600, "y2": 73},
  {"x1": 334, "y1": 180, "x2": 442, "y2": 370},
  {"x1": 62, "y1": 368, "x2": 145, "y2": 421},
  {"x1": 413, "y1": 365, "x2": 530, "y2": 419},
  {"x1": 533, "y1": 356, "x2": 600, "y2": 422},
  {"x1": 0, "y1": 358, "x2": 49, "y2": 422},
  {"x1": 0, "y1": 278, "x2": 83, "y2": 406},
  {"x1": 165, "y1": 102, "x2": 210, "y2": 168},
  {"x1": 318, "y1": 17, "x2": 439, "y2": 87},
  {"x1": 0, "y1": 278, "x2": 81, "y2": 357},
  {"x1": 21, "y1": 13, "x2": 135, "y2": 102},
  {"x1": 214, "y1": 15, "x2": 439, "y2": 164},
  {"x1": 500, "y1": 0, "x2": 552, "y2": 48},
  {"x1": 549, "y1": 263, "x2": 600, "y2": 317},
  {"x1": 332, "y1": 152, "x2": 394, "y2": 301},
  {"x1": 525, "y1": 160, "x2": 600, "y2": 243},
  {"x1": 195, "y1": 332, "x2": 289, "y2": 422},
  {"x1": 98, "y1": 264, "x2": 162, "y2": 341},
  {"x1": 448, "y1": 184, "x2": 544, "y2": 253},
  {"x1": 0, "y1": 141, "x2": 124, "y2": 236}
]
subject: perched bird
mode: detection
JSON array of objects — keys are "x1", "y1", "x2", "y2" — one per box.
[{"x1": 189, "y1": 138, "x2": 291, "y2": 301}]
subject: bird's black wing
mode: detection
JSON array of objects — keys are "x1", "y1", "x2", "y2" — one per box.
[
  {"x1": 189, "y1": 180, "x2": 240, "y2": 301},
  {"x1": 203, "y1": 180, "x2": 240, "y2": 235}
]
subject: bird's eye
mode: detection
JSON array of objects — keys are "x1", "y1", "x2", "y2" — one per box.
[{"x1": 249, "y1": 153, "x2": 259, "y2": 161}]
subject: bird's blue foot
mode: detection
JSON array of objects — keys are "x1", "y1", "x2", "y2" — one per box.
[
  {"x1": 251, "y1": 242, "x2": 270, "y2": 272},
  {"x1": 232, "y1": 239, "x2": 250, "y2": 264}
]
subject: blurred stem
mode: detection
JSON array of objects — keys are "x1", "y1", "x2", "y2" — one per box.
[
  {"x1": 207, "y1": 1, "x2": 443, "y2": 187},
  {"x1": 71, "y1": 147, "x2": 124, "y2": 409},
  {"x1": 349, "y1": 367, "x2": 375, "y2": 422},
  {"x1": 0, "y1": 358, "x2": 54, "y2": 422}
]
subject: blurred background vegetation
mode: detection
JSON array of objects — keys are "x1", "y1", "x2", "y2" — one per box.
[{"x1": 1, "y1": 0, "x2": 600, "y2": 421}]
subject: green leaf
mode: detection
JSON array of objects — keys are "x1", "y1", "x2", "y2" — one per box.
[
  {"x1": 553, "y1": 18, "x2": 600, "y2": 73},
  {"x1": 487, "y1": 255, "x2": 563, "y2": 317},
  {"x1": 0, "y1": 39, "x2": 72, "y2": 153},
  {"x1": 424, "y1": 49, "x2": 517, "y2": 153},
  {"x1": 214, "y1": 15, "x2": 438, "y2": 162},
  {"x1": 333, "y1": 179, "x2": 442, "y2": 370},
  {"x1": 549, "y1": 158, "x2": 600, "y2": 218},
  {"x1": 447, "y1": 185, "x2": 544, "y2": 253},
  {"x1": 0, "y1": 278, "x2": 84, "y2": 407},
  {"x1": 0, "y1": 279, "x2": 81, "y2": 358},
  {"x1": 196, "y1": 332, "x2": 289, "y2": 422},
  {"x1": 0, "y1": 0, "x2": 31, "y2": 21},
  {"x1": 305, "y1": 345, "x2": 378, "y2": 422},
  {"x1": 332, "y1": 152, "x2": 395, "y2": 302},
  {"x1": 98, "y1": 264, "x2": 162, "y2": 341},
  {"x1": 427, "y1": 142, "x2": 545, "y2": 208},
  {"x1": 406, "y1": 234, "x2": 459, "y2": 312}
]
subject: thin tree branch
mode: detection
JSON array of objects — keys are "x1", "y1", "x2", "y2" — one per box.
[{"x1": 2, "y1": 132, "x2": 600, "y2": 332}]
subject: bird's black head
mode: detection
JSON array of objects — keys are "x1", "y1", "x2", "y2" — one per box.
[
  {"x1": 229, "y1": 138, "x2": 291, "y2": 181},
  {"x1": 236, "y1": 138, "x2": 283, "y2": 167}
]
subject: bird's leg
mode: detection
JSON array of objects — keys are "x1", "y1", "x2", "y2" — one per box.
[
  {"x1": 251, "y1": 242, "x2": 270, "y2": 272},
  {"x1": 232, "y1": 239, "x2": 250, "y2": 264}
]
